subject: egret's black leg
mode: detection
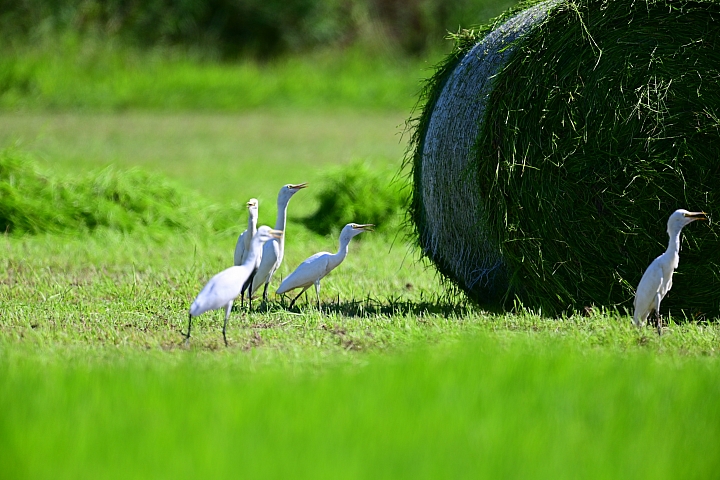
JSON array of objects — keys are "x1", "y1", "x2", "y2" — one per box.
[
  {"x1": 185, "y1": 313, "x2": 193, "y2": 343},
  {"x1": 288, "y1": 292, "x2": 302, "y2": 309},
  {"x1": 314, "y1": 281, "x2": 321, "y2": 312},
  {"x1": 222, "y1": 302, "x2": 233, "y2": 347},
  {"x1": 654, "y1": 294, "x2": 663, "y2": 335},
  {"x1": 247, "y1": 274, "x2": 255, "y2": 312},
  {"x1": 241, "y1": 269, "x2": 257, "y2": 311},
  {"x1": 289, "y1": 286, "x2": 310, "y2": 309},
  {"x1": 263, "y1": 282, "x2": 270, "y2": 304}
]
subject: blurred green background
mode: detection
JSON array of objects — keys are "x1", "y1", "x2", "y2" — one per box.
[
  {"x1": 1, "y1": 0, "x2": 515, "y2": 58},
  {"x1": 0, "y1": 0, "x2": 517, "y2": 112}
]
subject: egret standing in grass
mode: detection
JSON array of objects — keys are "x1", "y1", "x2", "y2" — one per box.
[
  {"x1": 250, "y1": 183, "x2": 308, "y2": 304},
  {"x1": 233, "y1": 198, "x2": 259, "y2": 308},
  {"x1": 187, "y1": 226, "x2": 282, "y2": 346},
  {"x1": 633, "y1": 209, "x2": 707, "y2": 334},
  {"x1": 277, "y1": 223, "x2": 374, "y2": 310}
]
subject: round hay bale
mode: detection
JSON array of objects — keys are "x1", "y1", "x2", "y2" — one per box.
[{"x1": 407, "y1": 0, "x2": 720, "y2": 317}]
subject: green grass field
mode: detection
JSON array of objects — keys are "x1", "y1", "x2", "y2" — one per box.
[
  {"x1": 0, "y1": 111, "x2": 408, "y2": 212},
  {"x1": 2, "y1": 51, "x2": 720, "y2": 477},
  {"x1": 0, "y1": 40, "x2": 429, "y2": 112},
  {"x1": 3, "y1": 334, "x2": 719, "y2": 480}
]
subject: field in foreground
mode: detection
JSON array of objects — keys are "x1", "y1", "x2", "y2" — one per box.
[
  {"x1": 3, "y1": 332, "x2": 719, "y2": 480},
  {"x1": 1, "y1": 112, "x2": 719, "y2": 478}
]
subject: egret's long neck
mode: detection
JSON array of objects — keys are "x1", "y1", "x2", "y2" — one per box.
[
  {"x1": 329, "y1": 235, "x2": 352, "y2": 270},
  {"x1": 665, "y1": 225, "x2": 683, "y2": 270},
  {"x1": 274, "y1": 198, "x2": 291, "y2": 253},
  {"x1": 248, "y1": 211, "x2": 257, "y2": 235},
  {"x1": 244, "y1": 238, "x2": 263, "y2": 267},
  {"x1": 666, "y1": 226, "x2": 683, "y2": 255},
  {"x1": 275, "y1": 198, "x2": 290, "y2": 231}
]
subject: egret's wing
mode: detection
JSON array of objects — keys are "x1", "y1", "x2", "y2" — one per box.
[
  {"x1": 633, "y1": 259, "x2": 664, "y2": 323},
  {"x1": 277, "y1": 252, "x2": 331, "y2": 294},
  {"x1": 191, "y1": 266, "x2": 249, "y2": 315},
  {"x1": 251, "y1": 238, "x2": 281, "y2": 293},
  {"x1": 233, "y1": 230, "x2": 249, "y2": 266}
]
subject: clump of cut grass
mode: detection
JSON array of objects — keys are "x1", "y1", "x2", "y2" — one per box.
[
  {"x1": 407, "y1": 0, "x2": 720, "y2": 317},
  {"x1": 302, "y1": 159, "x2": 406, "y2": 236},
  {"x1": 0, "y1": 146, "x2": 235, "y2": 235}
]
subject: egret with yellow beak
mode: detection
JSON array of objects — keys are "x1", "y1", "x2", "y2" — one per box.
[
  {"x1": 277, "y1": 223, "x2": 374, "y2": 310},
  {"x1": 633, "y1": 209, "x2": 708, "y2": 334},
  {"x1": 250, "y1": 183, "x2": 308, "y2": 304},
  {"x1": 187, "y1": 226, "x2": 282, "y2": 346}
]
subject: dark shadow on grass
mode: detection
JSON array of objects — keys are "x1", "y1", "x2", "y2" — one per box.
[{"x1": 268, "y1": 292, "x2": 480, "y2": 318}]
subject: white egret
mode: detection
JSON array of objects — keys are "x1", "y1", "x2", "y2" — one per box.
[
  {"x1": 277, "y1": 223, "x2": 374, "y2": 309},
  {"x1": 186, "y1": 226, "x2": 282, "y2": 346},
  {"x1": 633, "y1": 209, "x2": 707, "y2": 333},
  {"x1": 250, "y1": 183, "x2": 308, "y2": 303},
  {"x1": 233, "y1": 198, "x2": 259, "y2": 309}
]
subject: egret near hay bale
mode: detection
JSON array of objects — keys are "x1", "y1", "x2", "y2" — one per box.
[
  {"x1": 234, "y1": 198, "x2": 259, "y2": 309},
  {"x1": 186, "y1": 226, "x2": 282, "y2": 346},
  {"x1": 277, "y1": 223, "x2": 374, "y2": 310},
  {"x1": 633, "y1": 210, "x2": 708, "y2": 334},
  {"x1": 250, "y1": 183, "x2": 308, "y2": 303},
  {"x1": 406, "y1": 0, "x2": 720, "y2": 316}
]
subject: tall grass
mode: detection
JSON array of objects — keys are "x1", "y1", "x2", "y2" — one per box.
[{"x1": 2, "y1": 334, "x2": 719, "y2": 479}]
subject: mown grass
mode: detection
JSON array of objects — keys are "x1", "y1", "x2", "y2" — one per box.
[{"x1": 1, "y1": 107, "x2": 719, "y2": 478}]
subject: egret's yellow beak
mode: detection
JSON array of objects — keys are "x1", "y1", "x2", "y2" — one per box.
[
  {"x1": 269, "y1": 229, "x2": 284, "y2": 239},
  {"x1": 353, "y1": 223, "x2": 375, "y2": 232},
  {"x1": 684, "y1": 212, "x2": 708, "y2": 221},
  {"x1": 247, "y1": 200, "x2": 258, "y2": 207},
  {"x1": 289, "y1": 182, "x2": 308, "y2": 190}
]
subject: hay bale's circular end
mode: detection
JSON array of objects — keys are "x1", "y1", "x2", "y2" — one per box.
[{"x1": 407, "y1": 0, "x2": 720, "y2": 316}]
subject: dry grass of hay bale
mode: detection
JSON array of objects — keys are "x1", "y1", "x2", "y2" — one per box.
[{"x1": 407, "y1": 0, "x2": 720, "y2": 317}]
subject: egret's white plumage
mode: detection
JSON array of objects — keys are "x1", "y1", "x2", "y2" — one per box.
[
  {"x1": 250, "y1": 183, "x2": 308, "y2": 303},
  {"x1": 633, "y1": 209, "x2": 707, "y2": 332},
  {"x1": 277, "y1": 223, "x2": 374, "y2": 309},
  {"x1": 186, "y1": 226, "x2": 282, "y2": 345},
  {"x1": 233, "y1": 198, "x2": 260, "y2": 309}
]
